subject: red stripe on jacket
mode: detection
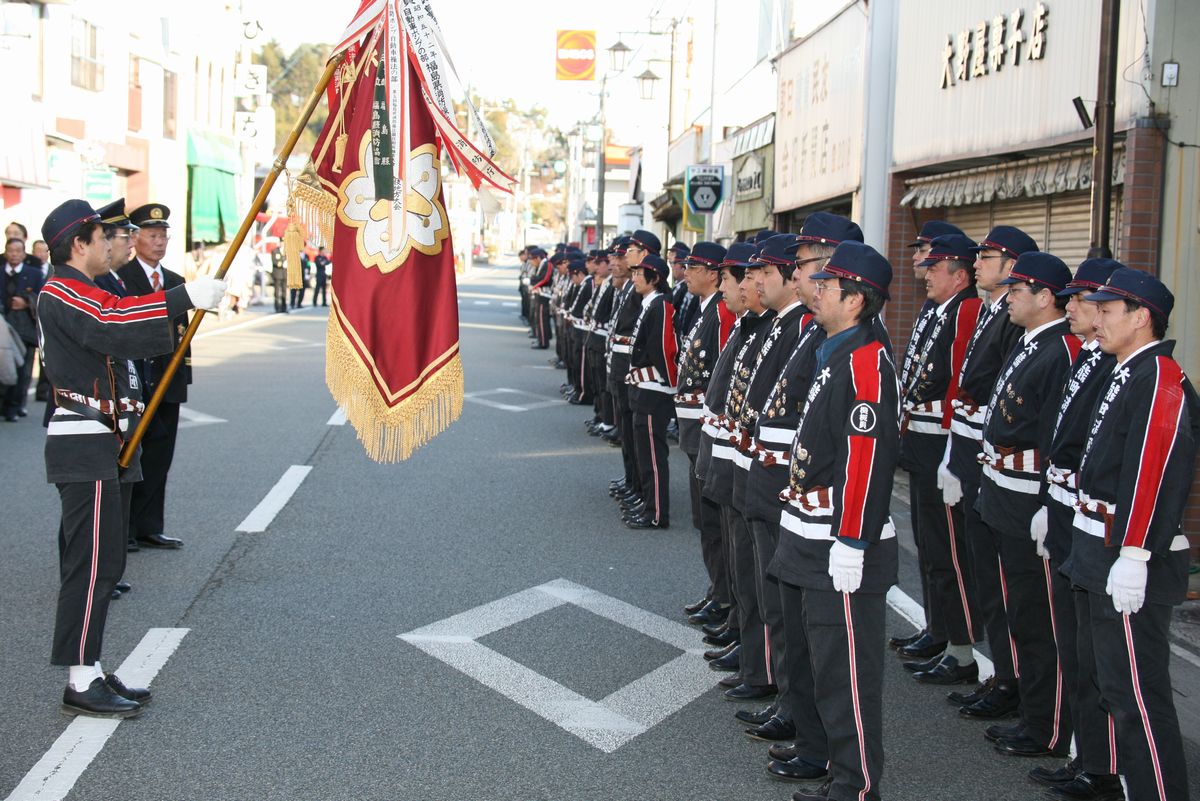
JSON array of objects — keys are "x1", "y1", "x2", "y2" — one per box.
[
  {"x1": 662, "y1": 300, "x2": 679, "y2": 387},
  {"x1": 717, "y1": 300, "x2": 737, "y2": 350},
  {"x1": 840, "y1": 341, "x2": 885, "y2": 540},
  {"x1": 942, "y1": 297, "x2": 982, "y2": 427},
  {"x1": 1124, "y1": 356, "x2": 1186, "y2": 549},
  {"x1": 42, "y1": 280, "x2": 169, "y2": 323}
]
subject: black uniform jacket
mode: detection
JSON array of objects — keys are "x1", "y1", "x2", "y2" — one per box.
[
  {"x1": 1042, "y1": 340, "x2": 1116, "y2": 561},
  {"x1": 1063, "y1": 341, "x2": 1200, "y2": 605},
  {"x1": 675, "y1": 293, "x2": 736, "y2": 455},
  {"x1": 976, "y1": 318, "x2": 1080, "y2": 535},
  {"x1": 37, "y1": 264, "x2": 192, "y2": 483},
  {"x1": 586, "y1": 277, "x2": 615, "y2": 353},
  {"x1": 731, "y1": 302, "x2": 812, "y2": 513},
  {"x1": 774, "y1": 323, "x2": 900, "y2": 593},
  {"x1": 117, "y1": 258, "x2": 192, "y2": 404},
  {"x1": 568, "y1": 276, "x2": 593, "y2": 328},
  {"x1": 627, "y1": 292, "x2": 677, "y2": 413},
  {"x1": 899, "y1": 298, "x2": 936, "y2": 393},
  {"x1": 899, "y1": 288, "x2": 982, "y2": 472},
  {"x1": 947, "y1": 292, "x2": 1022, "y2": 482},
  {"x1": 700, "y1": 311, "x2": 775, "y2": 505},
  {"x1": 607, "y1": 282, "x2": 642, "y2": 378}
]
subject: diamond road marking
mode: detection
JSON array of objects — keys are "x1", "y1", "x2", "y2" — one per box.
[
  {"x1": 399, "y1": 579, "x2": 715, "y2": 753},
  {"x1": 463, "y1": 387, "x2": 562, "y2": 412}
]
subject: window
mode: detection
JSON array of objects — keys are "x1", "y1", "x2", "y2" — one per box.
[
  {"x1": 163, "y1": 69, "x2": 178, "y2": 139},
  {"x1": 70, "y1": 17, "x2": 104, "y2": 91},
  {"x1": 128, "y1": 56, "x2": 142, "y2": 131}
]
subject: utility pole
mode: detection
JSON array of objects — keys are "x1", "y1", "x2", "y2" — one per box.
[
  {"x1": 596, "y1": 74, "x2": 608, "y2": 245},
  {"x1": 1088, "y1": 0, "x2": 1120, "y2": 258}
]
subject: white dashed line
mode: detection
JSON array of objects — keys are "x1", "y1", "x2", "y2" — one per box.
[
  {"x1": 5, "y1": 628, "x2": 188, "y2": 801},
  {"x1": 326, "y1": 407, "x2": 347, "y2": 426},
  {"x1": 235, "y1": 465, "x2": 312, "y2": 533}
]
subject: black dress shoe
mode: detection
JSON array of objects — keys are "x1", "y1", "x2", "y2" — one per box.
[
  {"x1": 111, "y1": 589, "x2": 122, "y2": 600},
  {"x1": 704, "y1": 641, "x2": 738, "y2": 661},
  {"x1": 767, "y1": 756, "x2": 829, "y2": 783},
  {"x1": 104, "y1": 673, "x2": 151, "y2": 703},
  {"x1": 621, "y1": 505, "x2": 648, "y2": 521},
  {"x1": 684, "y1": 594, "x2": 712, "y2": 615},
  {"x1": 701, "y1": 619, "x2": 730, "y2": 638},
  {"x1": 792, "y1": 779, "x2": 833, "y2": 801},
  {"x1": 984, "y1": 722, "x2": 1023, "y2": 743},
  {"x1": 688, "y1": 601, "x2": 730, "y2": 627},
  {"x1": 897, "y1": 632, "x2": 947, "y2": 659},
  {"x1": 603, "y1": 432, "x2": 621, "y2": 445},
  {"x1": 718, "y1": 673, "x2": 743, "y2": 688},
  {"x1": 1028, "y1": 760, "x2": 1081, "y2": 787},
  {"x1": 745, "y1": 715, "x2": 796, "y2": 742},
  {"x1": 723, "y1": 683, "x2": 776, "y2": 701},
  {"x1": 126, "y1": 538, "x2": 141, "y2": 553},
  {"x1": 608, "y1": 477, "x2": 627, "y2": 490},
  {"x1": 619, "y1": 496, "x2": 645, "y2": 512},
  {"x1": 704, "y1": 628, "x2": 739, "y2": 648},
  {"x1": 889, "y1": 629, "x2": 925, "y2": 650},
  {"x1": 137, "y1": 533, "x2": 183, "y2": 549},
  {"x1": 115, "y1": 581, "x2": 131, "y2": 594},
  {"x1": 62, "y1": 677, "x2": 143, "y2": 719},
  {"x1": 902, "y1": 654, "x2": 942, "y2": 673},
  {"x1": 709, "y1": 645, "x2": 741, "y2": 672},
  {"x1": 1046, "y1": 772, "x2": 1124, "y2": 801},
  {"x1": 947, "y1": 676, "x2": 994, "y2": 707},
  {"x1": 959, "y1": 679, "x2": 1020, "y2": 719},
  {"x1": 625, "y1": 515, "x2": 667, "y2": 529},
  {"x1": 913, "y1": 655, "x2": 979, "y2": 685},
  {"x1": 994, "y1": 732, "x2": 1068, "y2": 758},
  {"x1": 768, "y1": 742, "x2": 797, "y2": 761},
  {"x1": 735, "y1": 703, "x2": 777, "y2": 726}
]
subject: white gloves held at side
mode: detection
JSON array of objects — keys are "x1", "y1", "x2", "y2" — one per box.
[
  {"x1": 937, "y1": 461, "x2": 963, "y2": 506},
  {"x1": 828, "y1": 540, "x2": 865, "y2": 594},
  {"x1": 1030, "y1": 506, "x2": 1049, "y2": 559},
  {"x1": 1106, "y1": 547, "x2": 1150, "y2": 615},
  {"x1": 185, "y1": 277, "x2": 228, "y2": 310}
]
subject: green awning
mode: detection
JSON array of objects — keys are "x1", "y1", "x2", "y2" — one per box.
[
  {"x1": 187, "y1": 131, "x2": 240, "y2": 242},
  {"x1": 186, "y1": 130, "x2": 241, "y2": 172}
]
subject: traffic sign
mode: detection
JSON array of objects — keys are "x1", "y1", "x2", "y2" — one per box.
[{"x1": 685, "y1": 165, "x2": 724, "y2": 215}]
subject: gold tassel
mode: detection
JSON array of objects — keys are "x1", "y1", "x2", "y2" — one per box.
[
  {"x1": 284, "y1": 218, "x2": 304, "y2": 289},
  {"x1": 292, "y1": 180, "x2": 336, "y2": 248},
  {"x1": 333, "y1": 132, "x2": 349, "y2": 172},
  {"x1": 325, "y1": 298, "x2": 463, "y2": 463}
]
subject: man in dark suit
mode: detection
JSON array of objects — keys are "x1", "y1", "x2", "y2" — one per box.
[
  {"x1": 116, "y1": 203, "x2": 190, "y2": 550},
  {"x1": 2, "y1": 236, "x2": 45, "y2": 420}
]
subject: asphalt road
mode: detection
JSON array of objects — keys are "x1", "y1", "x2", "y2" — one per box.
[{"x1": 2, "y1": 260, "x2": 1199, "y2": 801}]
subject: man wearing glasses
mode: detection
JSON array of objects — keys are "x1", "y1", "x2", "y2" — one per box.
[{"x1": 117, "y1": 204, "x2": 191, "y2": 551}]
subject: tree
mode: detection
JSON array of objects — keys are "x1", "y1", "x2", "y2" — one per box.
[{"x1": 253, "y1": 40, "x2": 332, "y2": 156}]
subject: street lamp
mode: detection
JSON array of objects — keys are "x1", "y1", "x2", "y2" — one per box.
[
  {"x1": 608, "y1": 40, "x2": 631, "y2": 72},
  {"x1": 635, "y1": 68, "x2": 660, "y2": 101}
]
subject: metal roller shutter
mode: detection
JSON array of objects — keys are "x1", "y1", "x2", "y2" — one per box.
[{"x1": 945, "y1": 204, "x2": 993, "y2": 243}]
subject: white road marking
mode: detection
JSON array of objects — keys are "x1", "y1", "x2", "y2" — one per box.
[
  {"x1": 460, "y1": 322, "x2": 527, "y2": 333},
  {"x1": 887, "y1": 586, "x2": 994, "y2": 680},
  {"x1": 4, "y1": 628, "x2": 188, "y2": 801},
  {"x1": 235, "y1": 465, "x2": 312, "y2": 533},
  {"x1": 502, "y1": 302, "x2": 518, "y2": 308},
  {"x1": 193, "y1": 306, "x2": 323, "y2": 342},
  {"x1": 400, "y1": 578, "x2": 714, "y2": 753},
  {"x1": 463, "y1": 388, "x2": 562, "y2": 413},
  {"x1": 177, "y1": 407, "x2": 228, "y2": 429},
  {"x1": 1171, "y1": 642, "x2": 1200, "y2": 671},
  {"x1": 326, "y1": 407, "x2": 347, "y2": 426},
  {"x1": 471, "y1": 300, "x2": 491, "y2": 306},
  {"x1": 458, "y1": 291, "x2": 519, "y2": 301}
]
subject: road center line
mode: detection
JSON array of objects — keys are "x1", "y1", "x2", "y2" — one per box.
[
  {"x1": 235, "y1": 465, "x2": 313, "y2": 533},
  {"x1": 4, "y1": 628, "x2": 188, "y2": 801}
]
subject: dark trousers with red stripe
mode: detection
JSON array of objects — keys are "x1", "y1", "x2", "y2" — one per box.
[
  {"x1": 748, "y1": 519, "x2": 790, "y2": 713},
  {"x1": 689, "y1": 454, "x2": 728, "y2": 605},
  {"x1": 532, "y1": 296, "x2": 551, "y2": 348},
  {"x1": 632, "y1": 391, "x2": 672, "y2": 525},
  {"x1": 1083, "y1": 592, "x2": 1188, "y2": 801},
  {"x1": 990, "y1": 521, "x2": 1071, "y2": 751},
  {"x1": 52, "y1": 478, "x2": 126, "y2": 666},
  {"x1": 962, "y1": 480, "x2": 1017, "y2": 680},
  {"x1": 723, "y1": 506, "x2": 766, "y2": 684},
  {"x1": 589, "y1": 348, "x2": 610, "y2": 424},
  {"x1": 913, "y1": 471, "x2": 978, "y2": 645},
  {"x1": 1048, "y1": 501, "x2": 1118, "y2": 775},
  {"x1": 804, "y1": 588, "x2": 886, "y2": 801},
  {"x1": 610, "y1": 375, "x2": 641, "y2": 494},
  {"x1": 907, "y1": 474, "x2": 939, "y2": 640},
  {"x1": 130, "y1": 401, "x2": 179, "y2": 540},
  {"x1": 779, "y1": 579, "x2": 829, "y2": 766}
]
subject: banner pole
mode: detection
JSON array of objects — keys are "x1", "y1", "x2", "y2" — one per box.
[{"x1": 118, "y1": 53, "x2": 343, "y2": 468}]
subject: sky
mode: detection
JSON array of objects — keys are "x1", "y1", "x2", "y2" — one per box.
[{"x1": 248, "y1": 0, "x2": 694, "y2": 133}]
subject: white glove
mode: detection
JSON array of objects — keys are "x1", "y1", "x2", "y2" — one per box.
[
  {"x1": 1031, "y1": 506, "x2": 1049, "y2": 559},
  {"x1": 1106, "y1": 549, "x2": 1150, "y2": 615},
  {"x1": 937, "y1": 461, "x2": 963, "y2": 506},
  {"x1": 828, "y1": 540, "x2": 865, "y2": 594},
  {"x1": 185, "y1": 277, "x2": 228, "y2": 310}
]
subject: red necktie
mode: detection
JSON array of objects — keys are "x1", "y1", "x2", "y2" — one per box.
[{"x1": 151, "y1": 270, "x2": 161, "y2": 292}]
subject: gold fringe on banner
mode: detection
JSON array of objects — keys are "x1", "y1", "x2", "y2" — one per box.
[
  {"x1": 292, "y1": 179, "x2": 336, "y2": 247},
  {"x1": 325, "y1": 305, "x2": 463, "y2": 463},
  {"x1": 283, "y1": 173, "x2": 305, "y2": 289}
]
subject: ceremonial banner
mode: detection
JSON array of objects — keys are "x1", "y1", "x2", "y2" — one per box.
[{"x1": 311, "y1": 0, "x2": 514, "y2": 461}]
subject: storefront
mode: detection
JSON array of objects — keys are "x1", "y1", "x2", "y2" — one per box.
[
  {"x1": 773, "y1": 4, "x2": 866, "y2": 232},
  {"x1": 729, "y1": 114, "x2": 775, "y2": 240}
]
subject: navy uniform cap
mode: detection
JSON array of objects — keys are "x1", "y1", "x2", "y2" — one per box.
[
  {"x1": 721, "y1": 242, "x2": 758, "y2": 270},
  {"x1": 971, "y1": 225, "x2": 1038, "y2": 259},
  {"x1": 567, "y1": 257, "x2": 588, "y2": 273},
  {"x1": 1057, "y1": 258, "x2": 1125, "y2": 297},
  {"x1": 669, "y1": 241, "x2": 691, "y2": 255},
  {"x1": 129, "y1": 203, "x2": 170, "y2": 228},
  {"x1": 798, "y1": 212, "x2": 863, "y2": 246},
  {"x1": 753, "y1": 233, "x2": 801, "y2": 266},
  {"x1": 998, "y1": 251, "x2": 1072, "y2": 293},
  {"x1": 754, "y1": 229, "x2": 781, "y2": 244},
  {"x1": 611, "y1": 236, "x2": 632, "y2": 254},
  {"x1": 908, "y1": 220, "x2": 964, "y2": 248},
  {"x1": 96, "y1": 198, "x2": 137, "y2": 230},
  {"x1": 639, "y1": 253, "x2": 670, "y2": 283},
  {"x1": 1086, "y1": 267, "x2": 1175, "y2": 321},
  {"x1": 686, "y1": 241, "x2": 727, "y2": 269},
  {"x1": 630, "y1": 229, "x2": 662, "y2": 254},
  {"x1": 42, "y1": 199, "x2": 102, "y2": 250},
  {"x1": 527, "y1": 246, "x2": 547, "y2": 258},
  {"x1": 919, "y1": 233, "x2": 978, "y2": 267},
  {"x1": 550, "y1": 252, "x2": 568, "y2": 265},
  {"x1": 812, "y1": 241, "x2": 894, "y2": 300}
]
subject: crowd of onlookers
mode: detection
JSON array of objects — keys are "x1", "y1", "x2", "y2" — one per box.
[{"x1": 1, "y1": 221, "x2": 50, "y2": 422}]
